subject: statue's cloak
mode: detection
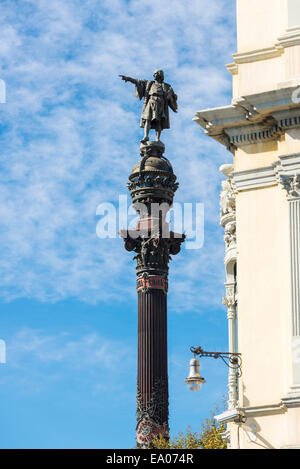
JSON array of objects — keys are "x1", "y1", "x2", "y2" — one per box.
[{"x1": 135, "y1": 80, "x2": 177, "y2": 130}]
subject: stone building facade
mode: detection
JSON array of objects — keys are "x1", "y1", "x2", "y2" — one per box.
[{"x1": 194, "y1": 0, "x2": 300, "y2": 449}]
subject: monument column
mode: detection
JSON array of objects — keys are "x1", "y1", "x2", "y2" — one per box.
[
  {"x1": 121, "y1": 141, "x2": 185, "y2": 448},
  {"x1": 119, "y1": 69, "x2": 183, "y2": 448}
]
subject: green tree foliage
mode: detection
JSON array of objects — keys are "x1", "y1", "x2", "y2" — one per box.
[
  {"x1": 152, "y1": 428, "x2": 202, "y2": 450},
  {"x1": 198, "y1": 418, "x2": 227, "y2": 449},
  {"x1": 152, "y1": 403, "x2": 227, "y2": 450}
]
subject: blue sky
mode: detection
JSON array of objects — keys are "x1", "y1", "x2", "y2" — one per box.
[{"x1": 0, "y1": 0, "x2": 236, "y2": 449}]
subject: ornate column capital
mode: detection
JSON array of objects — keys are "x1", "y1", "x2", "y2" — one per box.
[
  {"x1": 279, "y1": 173, "x2": 300, "y2": 200},
  {"x1": 223, "y1": 295, "x2": 236, "y2": 308},
  {"x1": 223, "y1": 285, "x2": 237, "y2": 311},
  {"x1": 120, "y1": 230, "x2": 185, "y2": 282}
]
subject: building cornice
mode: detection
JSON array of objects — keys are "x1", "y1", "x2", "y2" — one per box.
[
  {"x1": 241, "y1": 403, "x2": 286, "y2": 418},
  {"x1": 281, "y1": 395, "x2": 300, "y2": 409},
  {"x1": 226, "y1": 63, "x2": 238, "y2": 75},
  {"x1": 226, "y1": 27, "x2": 300, "y2": 77},
  {"x1": 215, "y1": 402, "x2": 287, "y2": 424},
  {"x1": 282, "y1": 385, "x2": 300, "y2": 408},
  {"x1": 193, "y1": 87, "x2": 300, "y2": 152},
  {"x1": 233, "y1": 165, "x2": 277, "y2": 191},
  {"x1": 217, "y1": 398, "x2": 300, "y2": 423},
  {"x1": 232, "y1": 153, "x2": 300, "y2": 192},
  {"x1": 278, "y1": 26, "x2": 300, "y2": 48},
  {"x1": 281, "y1": 445, "x2": 300, "y2": 449},
  {"x1": 232, "y1": 44, "x2": 283, "y2": 65}
]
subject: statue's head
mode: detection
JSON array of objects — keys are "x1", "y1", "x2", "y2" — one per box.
[{"x1": 153, "y1": 69, "x2": 164, "y2": 83}]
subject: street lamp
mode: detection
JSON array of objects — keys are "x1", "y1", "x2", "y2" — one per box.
[
  {"x1": 185, "y1": 346, "x2": 242, "y2": 392},
  {"x1": 184, "y1": 357, "x2": 206, "y2": 391}
]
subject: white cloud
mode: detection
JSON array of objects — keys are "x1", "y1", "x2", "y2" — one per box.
[
  {"x1": 0, "y1": 327, "x2": 135, "y2": 393},
  {"x1": 9, "y1": 328, "x2": 132, "y2": 367}
]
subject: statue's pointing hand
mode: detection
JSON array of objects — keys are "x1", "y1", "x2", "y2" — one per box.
[{"x1": 119, "y1": 75, "x2": 130, "y2": 82}]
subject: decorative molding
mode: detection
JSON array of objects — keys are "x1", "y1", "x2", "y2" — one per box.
[
  {"x1": 277, "y1": 78, "x2": 300, "y2": 89},
  {"x1": 280, "y1": 153, "x2": 300, "y2": 173},
  {"x1": 226, "y1": 63, "x2": 238, "y2": 75},
  {"x1": 275, "y1": 110, "x2": 300, "y2": 131},
  {"x1": 285, "y1": 384, "x2": 300, "y2": 402},
  {"x1": 226, "y1": 120, "x2": 283, "y2": 148},
  {"x1": 281, "y1": 444, "x2": 300, "y2": 449},
  {"x1": 240, "y1": 403, "x2": 287, "y2": 418},
  {"x1": 225, "y1": 27, "x2": 300, "y2": 78},
  {"x1": 281, "y1": 395, "x2": 300, "y2": 408},
  {"x1": 137, "y1": 273, "x2": 168, "y2": 294},
  {"x1": 233, "y1": 165, "x2": 277, "y2": 191},
  {"x1": 282, "y1": 385, "x2": 300, "y2": 409},
  {"x1": 217, "y1": 403, "x2": 287, "y2": 423},
  {"x1": 128, "y1": 172, "x2": 179, "y2": 194},
  {"x1": 233, "y1": 153, "x2": 300, "y2": 192},
  {"x1": 278, "y1": 27, "x2": 300, "y2": 48},
  {"x1": 194, "y1": 87, "x2": 300, "y2": 151},
  {"x1": 232, "y1": 44, "x2": 283, "y2": 64}
]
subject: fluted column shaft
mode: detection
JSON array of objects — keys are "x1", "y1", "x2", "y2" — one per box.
[
  {"x1": 227, "y1": 302, "x2": 238, "y2": 409},
  {"x1": 136, "y1": 289, "x2": 168, "y2": 445}
]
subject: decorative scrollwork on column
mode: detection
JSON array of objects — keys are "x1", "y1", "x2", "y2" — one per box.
[
  {"x1": 121, "y1": 230, "x2": 185, "y2": 281},
  {"x1": 223, "y1": 286, "x2": 237, "y2": 319},
  {"x1": 220, "y1": 164, "x2": 238, "y2": 410},
  {"x1": 220, "y1": 165, "x2": 237, "y2": 253},
  {"x1": 136, "y1": 378, "x2": 169, "y2": 448},
  {"x1": 220, "y1": 178, "x2": 236, "y2": 217},
  {"x1": 224, "y1": 222, "x2": 236, "y2": 249}
]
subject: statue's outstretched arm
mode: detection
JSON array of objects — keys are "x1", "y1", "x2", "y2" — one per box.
[{"x1": 119, "y1": 75, "x2": 138, "y2": 85}]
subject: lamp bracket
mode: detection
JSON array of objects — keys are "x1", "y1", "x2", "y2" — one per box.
[{"x1": 190, "y1": 346, "x2": 242, "y2": 377}]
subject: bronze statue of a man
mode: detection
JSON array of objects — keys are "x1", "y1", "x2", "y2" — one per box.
[{"x1": 120, "y1": 69, "x2": 178, "y2": 143}]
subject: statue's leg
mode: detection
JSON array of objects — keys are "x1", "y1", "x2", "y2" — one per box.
[
  {"x1": 156, "y1": 123, "x2": 162, "y2": 142},
  {"x1": 141, "y1": 121, "x2": 150, "y2": 143}
]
